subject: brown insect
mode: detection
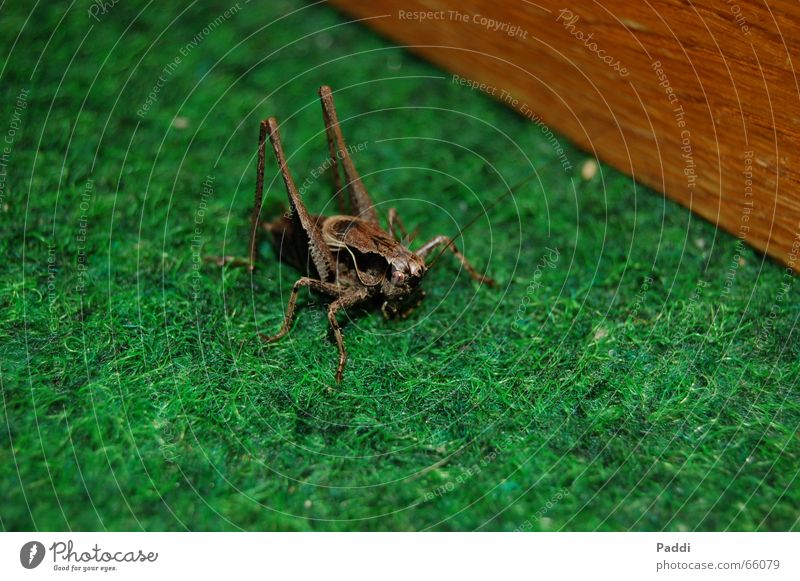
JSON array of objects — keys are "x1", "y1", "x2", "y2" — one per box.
[{"x1": 213, "y1": 86, "x2": 495, "y2": 383}]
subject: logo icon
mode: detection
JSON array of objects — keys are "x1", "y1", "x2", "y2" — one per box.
[{"x1": 20, "y1": 541, "x2": 46, "y2": 569}]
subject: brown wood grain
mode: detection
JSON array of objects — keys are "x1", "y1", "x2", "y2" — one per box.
[{"x1": 328, "y1": 0, "x2": 800, "y2": 271}]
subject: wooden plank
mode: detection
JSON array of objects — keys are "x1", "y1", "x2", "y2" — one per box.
[{"x1": 328, "y1": 0, "x2": 800, "y2": 271}]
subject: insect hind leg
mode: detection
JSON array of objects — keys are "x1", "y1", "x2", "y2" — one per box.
[
  {"x1": 318, "y1": 85, "x2": 378, "y2": 224},
  {"x1": 204, "y1": 119, "x2": 270, "y2": 271}
]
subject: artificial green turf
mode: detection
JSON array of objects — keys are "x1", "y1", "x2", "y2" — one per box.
[{"x1": 1, "y1": 0, "x2": 798, "y2": 531}]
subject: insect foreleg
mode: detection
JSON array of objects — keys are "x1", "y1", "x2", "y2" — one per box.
[
  {"x1": 261, "y1": 277, "x2": 341, "y2": 344},
  {"x1": 327, "y1": 288, "x2": 369, "y2": 383},
  {"x1": 416, "y1": 235, "x2": 496, "y2": 286}
]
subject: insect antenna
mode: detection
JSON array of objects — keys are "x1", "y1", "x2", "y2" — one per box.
[{"x1": 425, "y1": 155, "x2": 570, "y2": 270}]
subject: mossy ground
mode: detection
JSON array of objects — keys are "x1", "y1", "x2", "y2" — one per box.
[{"x1": 1, "y1": 0, "x2": 797, "y2": 531}]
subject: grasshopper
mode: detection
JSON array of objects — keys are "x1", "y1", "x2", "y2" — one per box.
[{"x1": 214, "y1": 86, "x2": 495, "y2": 383}]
